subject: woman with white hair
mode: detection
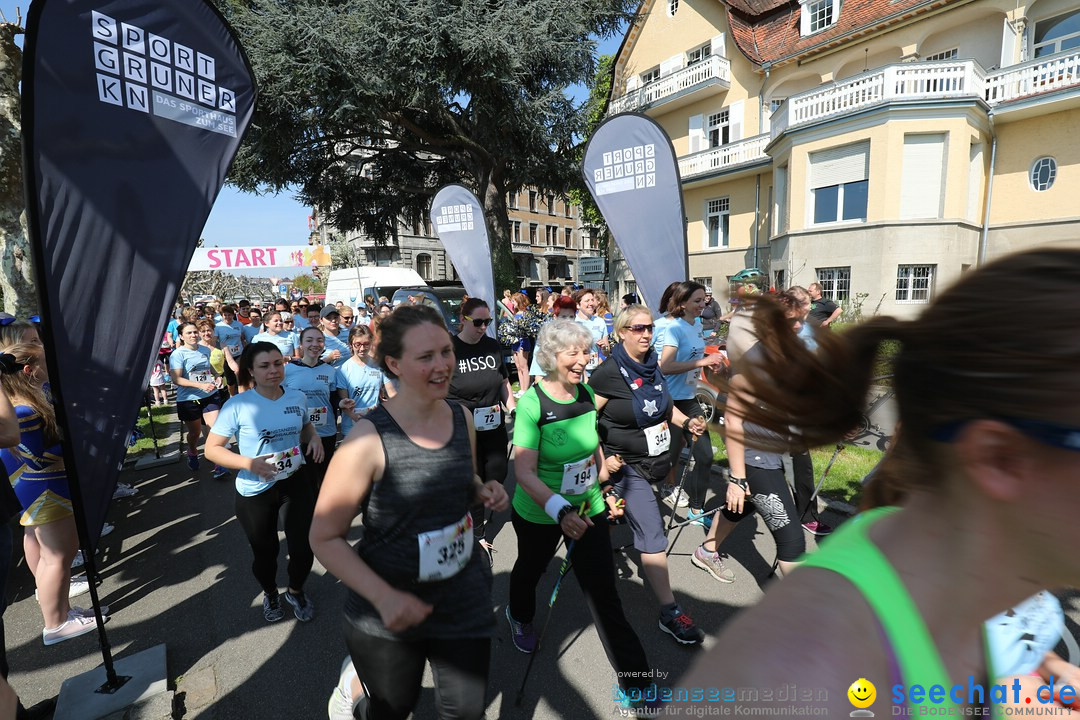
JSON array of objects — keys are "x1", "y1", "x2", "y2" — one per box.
[{"x1": 504, "y1": 319, "x2": 654, "y2": 709}]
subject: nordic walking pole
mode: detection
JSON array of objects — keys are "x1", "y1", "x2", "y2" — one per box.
[
  {"x1": 664, "y1": 433, "x2": 700, "y2": 535},
  {"x1": 514, "y1": 501, "x2": 588, "y2": 707}
]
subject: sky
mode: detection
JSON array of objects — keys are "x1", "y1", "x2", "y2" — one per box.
[{"x1": 3, "y1": 0, "x2": 624, "y2": 251}]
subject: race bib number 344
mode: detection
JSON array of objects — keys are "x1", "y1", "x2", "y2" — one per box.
[{"x1": 417, "y1": 514, "x2": 473, "y2": 582}]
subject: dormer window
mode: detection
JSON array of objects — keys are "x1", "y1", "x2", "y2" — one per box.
[{"x1": 801, "y1": 0, "x2": 839, "y2": 35}]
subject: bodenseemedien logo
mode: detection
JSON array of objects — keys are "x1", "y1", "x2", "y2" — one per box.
[
  {"x1": 848, "y1": 678, "x2": 876, "y2": 717},
  {"x1": 91, "y1": 10, "x2": 238, "y2": 137}
]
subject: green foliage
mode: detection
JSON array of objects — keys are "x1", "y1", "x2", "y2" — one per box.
[
  {"x1": 292, "y1": 273, "x2": 325, "y2": 295},
  {"x1": 567, "y1": 54, "x2": 614, "y2": 249},
  {"x1": 215, "y1": 0, "x2": 636, "y2": 295}
]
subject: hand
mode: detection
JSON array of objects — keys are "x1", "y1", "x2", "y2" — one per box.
[
  {"x1": 376, "y1": 589, "x2": 434, "y2": 633},
  {"x1": 725, "y1": 481, "x2": 750, "y2": 514},
  {"x1": 559, "y1": 510, "x2": 593, "y2": 541},
  {"x1": 346, "y1": 410, "x2": 361, "y2": 422},
  {"x1": 339, "y1": 398, "x2": 356, "y2": 412},
  {"x1": 250, "y1": 455, "x2": 278, "y2": 481},
  {"x1": 306, "y1": 438, "x2": 325, "y2": 464},
  {"x1": 701, "y1": 353, "x2": 726, "y2": 369},
  {"x1": 326, "y1": 349, "x2": 343, "y2": 362},
  {"x1": 203, "y1": 383, "x2": 218, "y2": 393},
  {"x1": 604, "y1": 454, "x2": 624, "y2": 474},
  {"x1": 604, "y1": 494, "x2": 625, "y2": 520},
  {"x1": 687, "y1": 417, "x2": 707, "y2": 436},
  {"x1": 476, "y1": 480, "x2": 509, "y2": 512}
]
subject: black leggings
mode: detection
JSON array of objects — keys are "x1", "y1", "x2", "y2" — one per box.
[
  {"x1": 305, "y1": 435, "x2": 338, "y2": 493},
  {"x1": 718, "y1": 465, "x2": 806, "y2": 562},
  {"x1": 507, "y1": 510, "x2": 651, "y2": 691},
  {"x1": 791, "y1": 451, "x2": 817, "y2": 521},
  {"x1": 669, "y1": 399, "x2": 713, "y2": 509},
  {"x1": 471, "y1": 425, "x2": 508, "y2": 537},
  {"x1": 233, "y1": 472, "x2": 316, "y2": 594},
  {"x1": 343, "y1": 623, "x2": 490, "y2": 720}
]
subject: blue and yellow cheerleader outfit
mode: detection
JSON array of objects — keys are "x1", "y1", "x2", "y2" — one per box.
[{"x1": 0, "y1": 406, "x2": 71, "y2": 526}]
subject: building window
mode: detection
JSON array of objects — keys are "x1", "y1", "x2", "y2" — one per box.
[
  {"x1": 810, "y1": 142, "x2": 869, "y2": 225},
  {"x1": 563, "y1": 196, "x2": 572, "y2": 218},
  {"x1": 508, "y1": 191, "x2": 518, "y2": 209},
  {"x1": 545, "y1": 225, "x2": 560, "y2": 246},
  {"x1": 1034, "y1": 10, "x2": 1080, "y2": 58},
  {"x1": 693, "y1": 276, "x2": 713, "y2": 289},
  {"x1": 564, "y1": 227, "x2": 573, "y2": 248},
  {"x1": 707, "y1": 109, "x2": 730, "y2": 148},
  {"x1": 816, "y1": 267, "x2": 851, "y2": 302},
  {"x1": 511, "y1": 220, "x2": 522, "y2": 244},
  {"x1": 416, "y1": 253, "x2": 432, "y2": 281},
  {"x1": 667, "y1": 0, "x2": 679, "y2": 17},
  {"x1": 641, "y1": 66, "x2": 661, "y2": 85},
  {"x1": 803, "y1": 0, "x2": 835, "y2": 35},
  {"x1": 706, "y1": 198, "x2": 730, "y2": 249},
  {"x1": 1031, "y1": 157, "x2": 1057, "y2": 191},
  {"x1": 774, "y1": 270, "x2": 785, "y2": 290},
  {"x1": 528, "y1": 190, "x2": 537, "y2": 212},
  {"x1": 924, "y1": 48, "x2": 959, "y2": 61},
  {"x1": 896, "y1": 265, "x2": 935, "y2": 304},
  {"x1": 529, "y1": 222, "x2": 539, "y2": 245},
  {"x1": 625, "y1": 281, "x2": 637, "y2": 298},
  {"x1": 687, "y1": 44, "x2": 710, "y2": 66},
  {"x1": 547, "y1": 194, "x2": 556, "y2": 215}
]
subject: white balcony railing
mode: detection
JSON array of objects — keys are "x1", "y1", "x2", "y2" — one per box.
[
  {"x1": 609, "y1": 55, "x2": 731, "y2": 114},
  {"x1": 678, "y1": 133, "x2": 771, "y2": 180},
  {"x1": 985, "y1": 50, "x2": 1080, "y2": 103}
]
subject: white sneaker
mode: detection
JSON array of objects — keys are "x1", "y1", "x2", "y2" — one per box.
[
  {"x1": 661, "y1": 484, "x2": 690, "y2": 508},
  {"x1": 327, "y1": 657, "x2": 360, "y2": 720},
  {"x1": 112, "y1": 484, "x2": 138, "y2": 499},
  {"x1": 42, "y1": 614, "x2": 98, "y2": 646},
  {"x1": 71, "y1": 550, "x2": 85, "y2": 569}
]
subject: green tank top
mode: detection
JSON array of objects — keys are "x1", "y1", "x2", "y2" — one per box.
[{"x1": 800, "y1": 507, "x2": 983, "y2": 712}]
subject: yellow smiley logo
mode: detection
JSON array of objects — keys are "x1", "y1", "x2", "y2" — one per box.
[{"x1": 848, "y1": 678, "x2": 876, "y2": 709}]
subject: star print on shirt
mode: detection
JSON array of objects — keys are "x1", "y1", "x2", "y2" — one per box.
[{"x1": 642, "y1": 399, "x2": 658, "y2": 417}]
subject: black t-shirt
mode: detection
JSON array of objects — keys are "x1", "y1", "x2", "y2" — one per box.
[
  {"x1": 449, "y1": 334, "x2": 508, "y2": 410},
  {"x1": 807, "y1": 297, "x2": 839, "y2": 327},
  {"x1": 588, "y1": 357, "x2": 673, "y2": 465}
]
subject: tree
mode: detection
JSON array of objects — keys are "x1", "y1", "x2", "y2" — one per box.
[
  {"x1": 567, "y1": 54, "x2": 614, "y2": 278},
  {"x1": 0, "y1": 12, "x2": 36, "y2": 316},
  {"x1": 215, "y1": 0, "x2": 635, "y2": 294},
  {"x1": 292, "y1": 272, "x2": 325, "y2": 296}
]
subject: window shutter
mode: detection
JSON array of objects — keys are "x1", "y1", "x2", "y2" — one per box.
[
  {"x1": 1000, "y1": 17, "x2": 1016, "y2": 67},
  {"x1": 967, "y1": 143, "x2": 984, "y2": 222},
  {"x1": 729, "y1": 100, "x2": 744, "y2": 141},
  {"x1": 810, "y1": 142, "x2": 869, "y2": 189},
  {"x1": 625, "y1": 74, "x2": 640, "y2": 92},
  {"x1": 899, "y1": 134, "x2": 945, "y2": 220},
  {"x1": 660, "y1": 54, "x2": 684, "y2": 76},
  {"x1": 689, "y1": 114, "x2": 704, "y2": 153},
  {"x1": 711, "y1": 33, "x2": 726, "y2": 57}
]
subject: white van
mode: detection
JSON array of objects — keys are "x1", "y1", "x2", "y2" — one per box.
[{"x1": 324, "y1": 267, "x2": 426, "y2": 309}]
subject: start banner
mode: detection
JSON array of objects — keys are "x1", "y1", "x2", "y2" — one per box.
[{"x1": 189, "y1": 244, "x2": 331, "y2": 271}]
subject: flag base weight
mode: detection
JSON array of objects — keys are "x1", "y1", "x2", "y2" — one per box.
[{"x1": 54, "y1": 643, "x2": 167, "y2": 720}]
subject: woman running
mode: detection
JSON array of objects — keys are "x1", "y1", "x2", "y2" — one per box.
[
  {"x1": 589, "y1": 305, "x2": 705, "y2": 645},
  {"x1": 335, "y1": 325, "x2": 394, "y2": 439},
  {"x1": 283, "y1": 327, "x2": 338, "y2": 491},
  {"x1": 572, "y1": 288, "x2": 610, "y2": 376},
  {"x1": 0, "y1": 344, "x2": 105, "y2": 645},
  {"x1": 683, "y1": 249, "x2": 1080, "y2": 715},
  {"x1": 448, "y1": 298, "x2": 515, "y2": 565},
  {"x1": 214, "y1": 304, "x2": 245, "y2": 396},
  {"x1": 204, "y1": 342, "x2": 324, "y2": 623},
  {"x1": 310, "y1": 305, "x2": 508, "y2": 720},
  {"x1": 170, "y1": 322, "x2": 229, "y2": 475},
  {"x1": 252, "y1": 311, "x2": 297, "y2": 359},
  {"x1": 658, "y1": 282, "x2": 727, "y2": 528},
  {"x1": 505, "y1": 319, "x2": 654, "y2": 706}
]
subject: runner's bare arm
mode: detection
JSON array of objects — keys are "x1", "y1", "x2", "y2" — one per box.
[{"x1": 204, "y1": 431, "x2": 273, "y2": 478}]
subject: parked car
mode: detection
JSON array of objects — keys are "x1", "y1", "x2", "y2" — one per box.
[{"x1": 390, "y1": 286, "x2": 467, "y2": 334}]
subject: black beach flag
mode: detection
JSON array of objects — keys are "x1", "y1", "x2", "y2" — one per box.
[{"x1": 22, "y1": 0, "x2": 256, "y2": 551}]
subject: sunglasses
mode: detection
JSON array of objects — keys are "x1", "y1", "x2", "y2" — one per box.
[
  {"x1": 464, "y1": 316, "x2": 493, "y2": 328},
  {"x1": 625, "y1": 324, "x2": 654, "y2": 334}
]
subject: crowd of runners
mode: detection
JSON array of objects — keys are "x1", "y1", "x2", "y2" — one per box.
[{"x1": 0, "y1": 247, "x2": 1077, "y2": 719}]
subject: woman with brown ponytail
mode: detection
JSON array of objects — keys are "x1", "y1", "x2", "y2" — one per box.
[{"x1": 683, "y1": 249, "x2": 1080, "y2": 715}]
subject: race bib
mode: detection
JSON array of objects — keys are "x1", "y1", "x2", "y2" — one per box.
[
  {"x1": 585, "y1": 352, "x2": 600, "y2": 370},
  {"x1": 228, "y1": 344, "x2": 242, "y2": 356},
  {"x1": 561, "y1": 455, "x2": 597, "y2": 495},
  {"x1": 191, "y1": 371, "x2": 211, "y2": 384},
  {"x1": 473, "y1": 405, "x2": 501, "y2": 431},
  {"x1": 307, "y1": 406, "x2": 329, "y2": 427},
  {"x1": 265, "y1": 446, "x2": 303, "y2": 482},
  {"x1": 644, "y1": 421, "x2": 671, "y2": 457},
  {"x1": 417, "y1": 513, "x2": 473, "y2": 582}
]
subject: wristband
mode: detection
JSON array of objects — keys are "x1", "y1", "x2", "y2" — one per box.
[
  {"x1": 556, "y1": 504, "x2": 577, "y2": 524},
  {"x1": 544, "y1": 495, "x2": 573, "y2": 523},
  {"x1": 729, "y1": 477, "x2": 748, "y2": 492}
]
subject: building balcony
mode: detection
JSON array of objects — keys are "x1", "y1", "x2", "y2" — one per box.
[
  {"x1": 679, "y1": 134, "x2": 771, "y2": 182},
  {"x1": 609, "y1": 55, "x2": 731, "y2": 115},
  {"x1": 512, "y1": 238, "x2": 531, "y2": 252},
  {"x1": 770, "y1": 51, "x2": 1080, "y2": 140},
  {"x1": 543, "y1": 246, "x2": 568, "y2": 257}
]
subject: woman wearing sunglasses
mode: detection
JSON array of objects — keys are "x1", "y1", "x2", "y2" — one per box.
[
  {"x1": 449, "y1": 298, "x2": 515, "y2": 565},
  {"x1": 588, "y1": 305, "x2": 706, "y2": 646}
]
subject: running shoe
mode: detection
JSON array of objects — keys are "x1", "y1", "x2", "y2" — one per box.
[
  {"x1": 71, "y1": 550, "x2": 85, "y2": 569},
  {"x1": 477, "y1": 538, "x2": 496, "y2": 568},
  {"x1": 212, "y1": 465, "x2": 230, "y2": 479},
  {"x1": 685, "y1": 509, "x2": 713, "y2": 531},
  {"x1": 659, "y1": 611, "x2": 705, "y2": 645},
  {"x1": 505, "y1": 605, "x2": 537, "y2": 654},
  {"x1": 802, "y1": 520, "x2": 833, "y2": 536},
  {"x1": 327, "y1": 657, "x2": 360, "y2": 720},
  {"x1": 68, "y1": 575, "x2": 91, "y2": 598},
  {"x1": 100, "y1": 522, "x2": 114, "y2": 537},
  {"x1": 263, "y1": 592, "x2": 285, "y2": 623},
  {"x1": 691, "y1": 545, "x2": 735, "y2": 583},
  {"x1": 186, "y1": 453, "x2": 200, "y2": 472},
  {"x1": 660, "y1": 484, "x2": 689, "y2": 508},
  {"x1": 283, "y1": 590, "x2": 315, "y2": 622},
  {"x1": 112, "y1": 483, "x2": 138, "y2": 499},
  {"x1": 42, "y1": 614, "x2": 99, "y2": 646}
]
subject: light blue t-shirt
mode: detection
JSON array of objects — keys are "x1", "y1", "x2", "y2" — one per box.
[
  {"x1": 169, "y1": 346, "x2": 215, "y2": 402},
  {"x1": 335, "y1": 359, "x2": 388, "y2": 436},
  {"x1": 337, "y1": 326, "x2": 352, "y2": 343},
  {"x1": 652, "y1": 315, "x2": 674, "y2": 354},
  {"x1": 294, "y1": 315, "x2": 310, "y2": 330},
  {"x1": 797, "y1": 322, "x2": 819, "y2": 352},
  {"x1": 283, "y1": 360, "x2": 338, "y2": 438},
  {"x1": 252, "y1": 331, "x2": 295, "y2": 357},
  {"x1": 663, "y1": 316, "x2": 706, "y2": 400},
  {"x1": 210, "y1": 388, "x2": 309, "y2": 496},
  {"x1": 320, "y1": 331, "x2": 350, "y2": 369},
  {"x1": 215, "y1": 321, "x2": 244, "y2": 357},
  {"x1": 241, "y1": 323, "x2": 262, "y2": 344}
]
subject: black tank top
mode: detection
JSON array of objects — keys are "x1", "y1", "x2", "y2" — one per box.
[{"x1": 344, "y1": 401, "x2": 494, "y2": 639}]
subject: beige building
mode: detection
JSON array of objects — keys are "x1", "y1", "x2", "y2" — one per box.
[{"x1": 609, "y1": 0, "x2": 1080, "y2": 316}]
